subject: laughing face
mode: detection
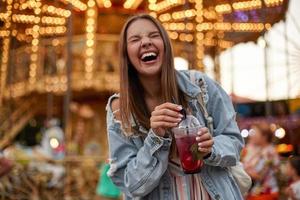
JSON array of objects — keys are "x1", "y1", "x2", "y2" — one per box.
[{"x1": 126, "y1": 18, "x2": 165, "y2": 77}]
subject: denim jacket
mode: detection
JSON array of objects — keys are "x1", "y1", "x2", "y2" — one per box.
[{"x1": 106, "y1": 70, "x2": 244, "y2": 200}]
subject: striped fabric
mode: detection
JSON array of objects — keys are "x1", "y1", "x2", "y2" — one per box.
[{"x1": 169, "y1": 161, "x2": 211, "y2": 200}]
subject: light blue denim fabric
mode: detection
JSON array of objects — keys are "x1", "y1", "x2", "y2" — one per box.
[{"x1": 106, "y1": 70, "x2": 245, "y2": 200}]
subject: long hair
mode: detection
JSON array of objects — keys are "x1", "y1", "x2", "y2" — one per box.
[
  {"x1": 289, "y1": 156, "x2": 300, "y2": 176},
  {"x1": 119, "y1": 14, "x2": 184, "y2": 136}
]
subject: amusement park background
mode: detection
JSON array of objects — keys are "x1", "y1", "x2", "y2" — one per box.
[{"x1": 0, "y1": 0, "x2": 300, "y2": 199}]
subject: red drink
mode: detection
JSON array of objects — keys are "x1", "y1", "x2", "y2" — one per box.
[{"x1": 173, "y1": 127, "x2": 204, "y2": 174}]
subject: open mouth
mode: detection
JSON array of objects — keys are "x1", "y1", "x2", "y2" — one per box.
[{"x1": 140, "y1": 52, "x2": 158, "y2": 62}]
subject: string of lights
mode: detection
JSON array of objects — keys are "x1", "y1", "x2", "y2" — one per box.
[
  {"x1": 167, "y1": 32, "x2": 233, "y2": 50},
  {"x1": 18, "y1": 0, "x2": 42, "y2": 10},
  {"x1": 168, "y1": 31, "x2": 194, "y2": 42},
  {"x1": 215, "y1": 0, "x2": 284, "y2": 14},
  {"x1": 195, "y1": 0, "x2": 204, "y2": 70},
  {"x1": 12, "y1": 14, "x2": 66, "y2": 25},
  {"x1": 28, "y1": 0, "x2": 42, "y2": 86},
  {"x1": 45, "y1": 76, "x2": 67, "y2": 93},
  {"x1": 13, "y1": 1, "x2": 71, "y2": 18},
  {"x1": 41, "y1": 16, "x2": 66, "y2": 25},
  {"x1": 218, "y1": 40, "x2": 233, "y2": 49},
  {"x1": 59, "y1": 0, "x2": 87, "y2": 11},
  {"x1": 159, "y1": 9, "x2": 196, "y2": 22},
  {"x1": 96, "y1": 0, "x2": 112, "y2": 8},
  {"x1": 25, "y1": 26, "x2": 67, "y2": 36},
  {"x1": 0, "y1": 0, "x2": 13, "y2": 106},
  {"x1": 12, "y1": 14, "x2": 40, "y2": 24},
  {"x1": 123, "y1": 0, "x2": 143, "y2": 9},
  {"x1": 149, "y1": 0, "x2": 184, "y2": 13},
  {"x1": 42, "y1": 5, "x2": 71, "y2": 18},
  {"x1": 0, "y1": 12, "x2": 8, "y2": 21},
  {"x1": 162, "y1": 21, "x2": 271, "y2": 32},
  {"x1": 163, "y1": 22, "x2": 195, "y2": 31},
  {"x1": 0, "y1": 30, "x2": 10, "y2": 37},
  {"x1": 264, "y1": 0, "x2": 284, "y2": 7},
  {"x1": 84, "y1": 0, "x2": 97, "y2": 85},
  {"x1": 158, "y1": 8, "x2": 219, "y2": 23}
]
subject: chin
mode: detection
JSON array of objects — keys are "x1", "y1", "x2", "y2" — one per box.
[{"x1": 139, "y1": 64, "x2": 162, "y2": 77}]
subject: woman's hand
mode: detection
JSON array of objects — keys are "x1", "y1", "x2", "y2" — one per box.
[
  {"x1": 196, "y1": 127, "x2": 214, "y2": 158},
  {"x1": 150, "y1": 103, "x2": 183, "y2": 137}
]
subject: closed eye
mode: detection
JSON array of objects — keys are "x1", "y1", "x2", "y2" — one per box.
[
  {"x1": 150, "y1": 33, "x2": 161, "y2": 38},
  {"x1": 128, "y1": 37, "x2": 140, "y2": 43}
]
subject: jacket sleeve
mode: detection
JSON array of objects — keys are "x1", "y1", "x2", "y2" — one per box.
[
  {"x1": 200, "y1": 75, "x2": 244, "y2": 168},
  {"x1": 105, "y1": 96, "x2": 172, "y2": 198}
]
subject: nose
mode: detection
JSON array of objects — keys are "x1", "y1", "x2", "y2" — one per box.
[{"x1": 141, "y1": 37, "x2": 152, "y2": 48}]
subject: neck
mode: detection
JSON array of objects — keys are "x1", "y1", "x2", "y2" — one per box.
[{"x1": 138, "y1": 74, "x2": 161, "y2": 99}]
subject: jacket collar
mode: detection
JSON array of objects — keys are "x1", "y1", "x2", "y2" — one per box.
[{"x1": 176, "y1": 70, "x2": 201, "y2": 99}]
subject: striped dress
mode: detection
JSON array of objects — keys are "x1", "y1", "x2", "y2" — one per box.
[{"x1": 169, "y1": 160, "x2": 211, "y2": 200}]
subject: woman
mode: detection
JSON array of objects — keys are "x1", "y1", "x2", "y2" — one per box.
[
  {"x1": 243, "y1": 123, "x2": 280, "y2": 200},
  {"x1": 106, "y1": 14, "x2": 244, "y2": 200},
  {"x1": 285, "y1": 156, "x2": 300, "y2": 200},
  {"x1": 0, "y1": 151, "x2": 13, "y2": 178}
]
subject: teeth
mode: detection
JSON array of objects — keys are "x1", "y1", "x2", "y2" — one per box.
[{"x1": 141, "y1": 52, "x2": 157, "y2": 59}]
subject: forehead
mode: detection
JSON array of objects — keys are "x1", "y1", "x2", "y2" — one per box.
[{"x1": 126, "y1": 18, "x2": 159, "y2": 38}]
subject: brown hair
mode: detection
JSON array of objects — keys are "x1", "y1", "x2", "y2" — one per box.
[
  {"x1": 251, "y1": 122, "x2": 273, "y2": 143},
  {"x1": 118, "y1": 14, "x2": 185, "y2": 136},
  {"x1": 289, "y1": 156, "x2": 300, "y2": 176}
]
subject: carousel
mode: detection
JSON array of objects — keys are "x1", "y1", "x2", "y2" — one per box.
[{"x1": 0, "y1": 0, "x2": 289, "y2": 199}]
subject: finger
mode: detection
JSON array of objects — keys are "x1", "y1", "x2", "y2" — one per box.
[
  {"x1": 154, "y1": 102, "x2": 182, "y2": 112},
  {"x1": 152, "y1": 109, "x2": 183, "y2": 118},
  {"x1": 198, "y1": 140, "x2": 214, "y2": 148},
  {"x1": 151, "y1": 121, "x2": 178, "y2": 129},
  {"x1": 151, "y1": 115, "x2": 182, "y2": 123},
  {"x1": 196, "y1": 133, "x2": 211, "y2": 142},
  {"x1": 198, "y1": 147, "x2": 211, "y2": 153},
  {"x1": 197, "y1": 127, "x2": 209, "y2": 136}
]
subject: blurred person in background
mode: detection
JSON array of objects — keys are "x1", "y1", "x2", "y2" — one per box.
[
  {"x1": 243, "y1": 122, "x2": 280, "y2": 200},
  {"x1": 242, "y1": 128, "x2": 260, "y2": 166},
  {"x1": 0, "y1": 150, "x2": 13, "y2": 178},
  {"x1": 285, "y1": 156, "x2": 300, "y2": 200},
  {"x1": 32, "y1": 118, "x2": 65, "y2": 188}
]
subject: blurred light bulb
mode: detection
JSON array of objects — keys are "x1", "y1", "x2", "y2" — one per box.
[
  {"x1": 241, "y1": 129, "x2": 249, "y2": 138},
  {"x1": 275, "y1": 128, "x2": 285, "y2": 139},
  {"x1": 249, "y1": 128, "x2": 255, "y2": 136},
  {"x1": 50, "y1": 138, "x2": 59, "y2": 149},
  {"x1": 174, "y1": 57, "x2": 188, "y2": 70},
  {"x1": 258, "y1": 37, "x2": 266, "y2": 48}
]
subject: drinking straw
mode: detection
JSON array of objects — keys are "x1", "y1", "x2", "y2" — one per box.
[{"x1": 171, "y1": 96, "x2": 188, "y2": 135}]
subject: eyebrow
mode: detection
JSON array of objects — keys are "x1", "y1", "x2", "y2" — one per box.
[{"x1": 127, "y1": 31, "x2": 160, "y2": 40}]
